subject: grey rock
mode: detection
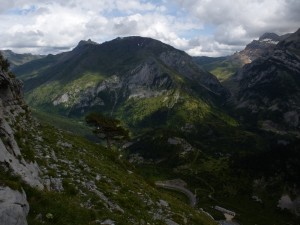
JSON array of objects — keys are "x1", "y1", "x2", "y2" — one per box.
[
  {"x1": 0, "y1": 187, "x2": 29, "y2": 225},
  {"x1": 0, "y1": 125, "x2": 43, "y2": 189},
  {"x1": 57, "y1": 141, "x2": 72, "y2": 148},
  {"x1": 101, "y1": 219, "x2": 115, "y2": 225},
  {"x1": 0, "y1": 72, "x2": 43, "y2": 189},
  {"x1": 44, "y1": 178, "x2": 64, "y2": 192},
  {"x1": 158, "y1": 199, "x2": 169, "y2": 207},
  {"x1": 165, "y1": 219, "x2": 180, "y2": 225},
  {"x1": 284, "y1": 111, "x2": 299, "y2": 127},
  {"x1": 277, "y1": 194, "x2": 300, "y2": 216}
]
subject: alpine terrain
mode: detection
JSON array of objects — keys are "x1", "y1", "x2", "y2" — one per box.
[
  {"x1": 2, "y1": 28, "x2": 300, "y2": 225},
  {"x1": 0, "y1": 56, "x2": 216, "y2": 224}
]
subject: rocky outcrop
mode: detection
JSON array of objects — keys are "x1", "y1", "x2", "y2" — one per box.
[
  {"x1": 0, "y1": 186, "x2": 29, "y2": 225},
  {"x1": 231, "y1": 28, "x2": 300, "y2": 133},
  {"x1": 0, "y1": 71, "x2": 43, "y2": 225},
  {"x1": 278, "y1": 194, "x2": 300, "y2": 216},
  {"x1": 159, "y1": 51, "x2": 228, "y2": 97},
  {"x1": 231, "y1": 32, "x2": 290, "y2": 65},
  {"x1": 0, "y1": 71, "x2": 43, "y2": 189}
]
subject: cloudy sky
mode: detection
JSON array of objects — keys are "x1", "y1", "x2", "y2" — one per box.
[{"x1": 0, "y1": 0, "x2": 299, "y2": 56}]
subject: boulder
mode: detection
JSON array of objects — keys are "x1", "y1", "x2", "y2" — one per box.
[{"x1": 0, "y1": 186, "x2": 29, "y2": 225}]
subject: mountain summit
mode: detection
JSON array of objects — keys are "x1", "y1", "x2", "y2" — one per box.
[
  {"x1": 232, "y1": 28, "x2": 300, "y2": 132},
  {"x1": 14, "y1": 36, "x2": 230, "y2": 129}
]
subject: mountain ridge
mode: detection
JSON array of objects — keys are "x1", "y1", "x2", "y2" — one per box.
[
  {"x1": 230, "y1": 28, "x2": 300, "y2": 133},
  {"x1": 193, "y1": 31, "x2": 291, "y2": 82},
  {"x1": 14, "y1": 36, "x2": 231, "y2": 131},
  {"x1": 1, "y1": 50, "x2": 45, "y2": 69}
]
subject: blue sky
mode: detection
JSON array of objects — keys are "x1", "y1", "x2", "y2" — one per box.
[{"x1": 0, "y1": 0, "x2": 299, "y2": 56}]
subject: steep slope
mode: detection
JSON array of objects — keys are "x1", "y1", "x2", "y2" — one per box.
[
  {"x1": 1, "y1": 57, "x2": 217, "y2": 225},
  {"x1": 15, "y1": 37, "x2": 232, "y2": 130},
  {"x1": 234, "y1": 32, "x2": 289, "y2": 64},
  {"x1": 0, "y1": 70, "x2": 43, "y2": 225},
  {"x1": 194, "y1": 32, "x2": 290, "y2": 82},
  {"x1": 1, "y1": 50, "x2": 44, "y2": 69},
  {"x1": 231, "y1": 28, "x2": 300, "y2": 133}
]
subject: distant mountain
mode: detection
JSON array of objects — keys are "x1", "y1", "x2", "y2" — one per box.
[
  {"x1": 194, "y1": 32, "x2": 291, "y2": 82},
  {"x1": 15, "y1": 36, "x2": 232, "y2": 130},
  {"x1": 233, "y1": 32, "x2": 290, "y2": 64},
  {"x1": 1, "y1": 49, "x2": 44, "y2": 69},
  {"x1": 231, "y1": 28, "x2": 300, "y2": 134}
]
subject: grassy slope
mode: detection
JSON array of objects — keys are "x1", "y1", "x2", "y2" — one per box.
[
  {"x1": 193, "y1": 56, "x2": 243, "y2": 83},
  {"x1": 26, "y1": 72, "x2": 105, "y2": 110},
  {"x1": 1, "y1": 113, "x2": 217, "y2": 225}
]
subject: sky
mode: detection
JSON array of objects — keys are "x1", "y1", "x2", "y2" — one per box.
[{"x1": 0, "y1": 0, "x2": 299, "y2": 57}]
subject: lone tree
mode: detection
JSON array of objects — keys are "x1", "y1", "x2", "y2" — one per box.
[
  {"x1": 86, "y1": 112, "x2": 129, "y2": 149},
  {"x1": 0, "y1": 53, "x2": 10, "y2": 72}
]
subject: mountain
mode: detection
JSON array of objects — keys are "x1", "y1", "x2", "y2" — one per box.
[
  {"x1": 0, "y1": 58, "x2": 216, "y2": 225},
  {"x1": 11, "y1": 34, "x2": 300, "y2": 225},
  {"x1": 194, "y1": 32, "x2": 290, "y2": 82},
  {"x1": 1, "y1": 49, "x2": 44, "y2": 69},
  {"x1": 232, "y1": 32, "x2": 290, "y2": 64},
  {"x1": 231, "y1": 28, "x2": 300, "y2": 134},
  {"x1": 14, "y1": 37, "x2": 232, "y2": 131}
]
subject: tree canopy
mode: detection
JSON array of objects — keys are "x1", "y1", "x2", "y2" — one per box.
[{"x1": 86, "y1": 112, "x2": 129, "y2": 149}]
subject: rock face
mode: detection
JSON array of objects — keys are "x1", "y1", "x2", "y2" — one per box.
[
  {"x1": 231, "y1": 28, "x2": 300, "y2": 133},
  {"x1": 0, "y1": 71, "x2": 43, "y2": 189},
  {"x1": 193, "y1": 32, "x2": 291, "y2": 83},
  {"x1": 0, "y1": 70, "x2": 43, "y2": 225},
  {"x1": 0, "y1": 186, "x2": 29, "y2": 225},
  {"x1": 231, "y1": 32, "x2": 290, "y2": 64}
]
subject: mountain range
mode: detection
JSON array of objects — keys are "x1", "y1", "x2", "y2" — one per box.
[
  {"x1": 193, "y1": 32, "x2": 291, "y2": 82},
  {"x1": 1, "y1": 28, "x2": 300, "y2": 225},
  {"x1": 0, "y1": 50, "x2": 44, "y2": 69}
]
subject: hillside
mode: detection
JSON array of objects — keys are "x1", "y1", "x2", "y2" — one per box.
[{"x1": 0, "y1": 65, "x2": 217, "y2": 225}]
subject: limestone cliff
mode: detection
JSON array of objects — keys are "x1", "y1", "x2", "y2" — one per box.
[{"x1": 0, "y1": 71, "x2": 43, "y2": 225}]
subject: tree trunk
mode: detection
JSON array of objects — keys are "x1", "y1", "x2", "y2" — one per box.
[{"x1": 106, "y1": 136, "x2": 111, "y2": 149}]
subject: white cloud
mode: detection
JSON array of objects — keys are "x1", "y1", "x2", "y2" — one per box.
[
  {"x1": 175, "y1": 0, "x2": 300, "y2": 55},
  {"x1": 0, "y1": 0, "x2": 299, "y2": 56},
  {"x1": 115, "y1": 0, "x2": 156, "y2": 13}
]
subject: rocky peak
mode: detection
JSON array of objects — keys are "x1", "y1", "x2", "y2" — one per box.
[
  {"x1": 232, "y1": 32, "x2": 291, "y2": 64},
  {"x1": 231, "y1": 28, "x2": 300, "y2": 133},
  {"x1": 103, "y1": 36, "x2": 177, "y2": 57},
  {"x1": 258, "y1": 32, "x2": 281, "y2": 42},
  {"x1": 276, "y1": 28, "x2": 300, "y2": 51},
  {"x1": 74, "y1": 39, "x2": 98, "y2": 49}
]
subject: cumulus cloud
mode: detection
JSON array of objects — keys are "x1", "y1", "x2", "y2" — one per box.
[
  {"x1": 0, "y1": 0, "x2": 299, "y2": 56},
  {"x1": 175, "y1": 0, "x2": 300, "y2": 55}
]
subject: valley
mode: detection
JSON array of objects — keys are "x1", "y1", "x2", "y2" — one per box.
[{"x1": 1, "y1": 28, "x2": 300, "y2": 225}]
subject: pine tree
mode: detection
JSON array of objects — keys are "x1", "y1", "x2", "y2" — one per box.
[{"x1": 86, "y1": 112, "x2": 129, "y2": 149}]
